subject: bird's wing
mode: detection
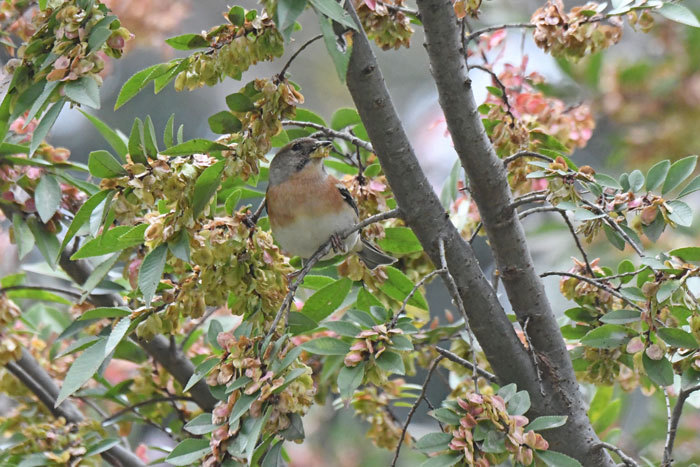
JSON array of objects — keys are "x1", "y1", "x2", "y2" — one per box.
[{"x1": 336, "y1": 184, "x2": 359, "y2": 216}]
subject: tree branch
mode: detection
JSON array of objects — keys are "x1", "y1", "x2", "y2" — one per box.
[
  {"x1": 103, "y1": 396, "x2": 195, "y2": 426},
  {"x1": 598, "y1": 441, "x2": 639, "y2": 467},
  {"x1": 465, "y1": 23, "x2": 536, "y2": 44},
  {"x1": 663, "y1": 384, "x2": 700, "y2": 466},
  {"x1": 281, "y1": 120, "x2": 374, "y2": 152},
  {"x1": 390, "y1": 356, "x2": 444, "y2": 467},
  {"x1": 540, "y1": 271, "x2": 643, "y2": 311},
  {"x1": 434, "y1": 347, "x2": 498, "y2": 383},
  {"x1": 412, "y1": 0, "x2": 612, "y2": 463},
  {"x1": 6, "y1": 349, "x2": 145, "y2": 466}
]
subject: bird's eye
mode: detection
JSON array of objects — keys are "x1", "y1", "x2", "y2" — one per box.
[{"x1": 292, "y1": 142, "x2": 301, "y2": 152}]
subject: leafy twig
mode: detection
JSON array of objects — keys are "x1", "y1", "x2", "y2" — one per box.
[
  {"x1": 578, "y1": 198, "x2": 644, "y2": 257},
  {"x1": 389, "y1": 268, "x2": 444, "y2": 327},
  {"x1": 282, "y1": 120, "x2": 374, "y2": 152},
  {"x1": 539, "y1": 271, "x2": 644, "y2": 311},
  {"x1": 390, "y1": 356, "x2": 444, "y2": 467}
]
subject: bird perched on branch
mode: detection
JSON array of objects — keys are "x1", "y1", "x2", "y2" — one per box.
[{"x1": 266, "y1": 137, "x2": 396, "y2": 269}]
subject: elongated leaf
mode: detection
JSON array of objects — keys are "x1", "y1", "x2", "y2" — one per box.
[
  {"x1": 643, "y1": 353, "x2": 674, "y2": 387},
  {"x1": 12, "y1": 214, "x2": 34, "y2": 260},
  {"x1": 667, "y1": 200, "x2": 693, "y2": 227},
  {"x1": 165, "y1": 33, "x2": 209, "y2": 50},
  {"x1": 657, "y1": 328, "x2": 699, "y2": 349},
  {"x1": 429, "y1": 408, "x2": 461, "y2": 425},
  {"x1": 662, "y1": 155, "x2": 697, "y2": 194},
  {"x1": 646, "y1": 160, "x2": 670, "y2": 191},
  {"x1": 79, "y1": 111, "x2": 128, "y2": 160},
  {"x1": 595, "y1": 173, "x2": 622, "y2": 190},
  {"x1": 160, "y1": 139, "x2": 230, "y2": 156},
  {"x1": 30, "y1": 98, "x2": 65, "y2": 156},
  {"x1": 192, "y1": 160, "x2": 225, "y2": 218},
  {"x1": 115, "y1": 64, "x2": 170, "y2": 109},
  {"x1": 375, "y1": 350, "x2": 405, "y2": 375},
  {"x1": 669, "y1": 247, "x2": 700, "y2": 262},
  {"x1": 599, "y1": 309, "x2": 641, "y2": 324},
  {"x1": 138, "y1": 244, "x2": 168, "y2": 305},
  {"x1": 380, "y1": 266, "x2": 428, "y2": 310},
  {"x1": 128, "y1": 118, "x2": 146, "y2": 164},
  {"x1": 300, "y1": 337, "x2": 350, "y2": 355},
  {"x1": 323, "y1": 320, "x2": 362, "y2": 337},
  {"x1": 79, "y1": 307, "x2": 131, "y2": 321},
  {"x1": 105, "y1": 317, "x2": 131, "y2": 357},
  {"x1": 142, "y1": 115, "x2": 159, "y2": 158},
  {"x1": 309, "y1": 0, "x2": 356, "y2": 29},
  {"x1": 378, "y1": 227, "x2": 423, "y2": 254},
  {"x1": 415, "y1": 432, "x2": 453, "y2": 453},
  {"x1": 229, "y1": 393, "x2": 257, "y2": 424},
  {"x1": 59, "y1": 189, "x2": 113, "y2": 257},
  {"x1": 165, "y1": 439, "x2": 210, "y2": 466},
  {"x1": 318, "y1": 15, "x2": 351, "y2": 83},
  {"x1": 55, "y1": 338, "x2": 107, "y2": 406},
  {"x1": 184, "y1": 358, "x2": 219, "y2": 392},
  {"x1": 525, "y1": 415, "x2": 568, "y2": 431},
  {"x1": 88, "y1": 150, "x2": 126, "y2": 178},
  {"x1": 277, "y1": 0, "x2": 307, "y2": 40},
  {"x1": 420, "y1": 453, "x2": 463, "y2": 467},
  {"x1": 70, "y1": 225, "x2": 143, "y2": 259},
  {"x1": 35, "y1": 174, "x2": 61, "y2": 224},
  {"x1": 64, "y1": 77, "x2": 100, "y2": 109},
  {"x1": 338, "y1": 362, "x2": 365, "y2": 399},
  {"x1": 184, "y1": 413, "x2": 218, "y2": 435},
  {"x1": 580, "y1": 324, "x2": 632, "y2": 349},
  {"x1": 26, "y1": 217, "x2": 59, "y2": 268},
  {"x1": 536, "y1": 450, "x2": 583, "y2": 467},
  {"x1": 301, "y1": 277, "x2": 352, "y2": 322},
  {"x1": 80, "y1": 251, "x2": 120, "y2": 295},
  {"x1": 657, "y1": 2, "x2": 700, "y2": 27},
  {"x1": 164, "y1": 114, "x2": 176, "y2": 148},
  {"x1": 678, "y1": 175, "x2": 700, "y2": 198}
]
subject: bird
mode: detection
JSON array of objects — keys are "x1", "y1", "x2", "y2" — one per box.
[{"x1": 266, "y1": 137, "x2": 396, "y2": 269}]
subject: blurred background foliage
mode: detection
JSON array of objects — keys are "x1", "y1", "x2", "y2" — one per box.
[{"x1": 1, "y1": 0, "x2": 700, "y2": 465}]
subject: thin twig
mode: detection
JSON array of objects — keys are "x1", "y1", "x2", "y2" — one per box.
[
  {"x1": 277, "y1": 34, "x2": 324, "y2": 80},
  {"x1": 465, "y1": 23, "x2": 536, "y2": 44},
  {"x1": 468, "y1": 222, "x2": 482, "y2": 244},
  {"x1": 539, "y1": 271, "x2": 644, "y2": 311},
  {"x1": 282, "y1": 120, "x2": 374, "y2": 153},
  {"x1": 102, "y1": 396, "x2": 195, "y2": 425},
  {"x1": 244, "y1": 197, "x2": 267, "y2": 229},
  {"x1": 390, "y1": 356, "x2": 444, "y2": 467},
  {"x1": 389, "y1": 268, "x2": 444, "y2": 327},
  {"x1": 434, "y1": 347, "x2": 498, "y2": 383},
  {"x1": 510, "y1": 191, "x2": 548, "y2": 210},
  {"x1": 522, "y1": 317, "x2": 545, "y2": 397},
  {"x1": 598, "y1": 441, "x2": 639, "y2": 467},
  {"x1": 663, "y1": 383, "x2": 700, "y2": 466},
  {"x1": 579, "y1": 198, "x2": 644, "y2": 257},
  {"x1": 503, "y1": 150, "x2": 554, "y2": 167},
  {"x1": 470, "y1": 64, "x2": 515, "y2": 122},
  {"x1": 0, "y1": 285, "x2": 83, "y2": 300}
]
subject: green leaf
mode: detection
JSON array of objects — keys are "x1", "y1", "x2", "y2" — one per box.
[
  {"x1": 318, "y1": 15, "x2": 351, "y2": 83},
  {"x1": 581, "y1": 324, "x2": 632, "y2": 349},
  {"x1": 79, "y1": 307, "x2": 131, "y2": 320},
  {"x1": 160, "y1": 139, "x2": 230, "y2": 156},
  {"x1": 377, "y1": 227, "x2": 423, "y2": 254},
  {"x1": 294, "y1": 108, "x2": 326, "y2": 126},
  {"x1": 165, "y1": 33, "x2": 209, "y2": 50},
  {"x1": 657, "y1": 328, "x2": 699, "y2": 349},
  {"x1": 87, "y1": 25, "x2": 113, "y2": 53},
  {"x1": 277, "y1": 0, "x2": 307, "y2": 40},
  {"x1": 289, "y1": 312, "x2": 319, "y2": 335},
  {"x1": 656, "y1": 280, "x2": 680, "y2": 303},
  {"x1": 301, "y1": 277, "x2": 352, "y2": 322},
  {"x1": 678, "y1": 174, "x2": 700, "y2": 198},
  {"x1": 261, "y1": 440, "x2": 284, "y2": 467},
  {"x1": 59, "y1": 190, "x2": 113, "y2": 257},
  {"x1": 168, "y1": 230, "x2": 191, "y2": 263},
  {"x1": 55, "y1": 338, "x2": 107, "y2": 406},
  {"x1": 192, "y1": 160, "x2": 225, "y2": 219},
  {"x1": 115, "y1": 63, "x2": 170, "y2": 110},
  {"x1": 657, "y1": 2, "x2": 700, "y2": 28},
  {"x1": 88, "y1": 150, "x2": 126, "y2": 178},
  {"x1": 184, "y1": 358, "x2": 219, "y2": 392},
  {"x1": 375, "y1": 350, "x2": 405, "y2": 375},
  {"x1": 143, "y1": 115, "x2": 159, "y2": 158},
  {"x1": 128, "y1": 117, "x2": 146, "y2": 164},
  {"x1": 208, "y1": 111, "x2": 242, "y2": 134},
  {"x1": 12, "y1": 214, "x2": 34, "y2": 260},
  {"x1": 429, "y1": 407, "x2": 461, "y2": 425},
  {"x1": 70, "y1": 225, "x2": 143, "y2": 259},
  {"x1": 628, "y1": 169, "x2": 645, "y2": 192},
  {"x1": 226, "y1": 93, "x2": 255, "y2": 112},
  {"x1": 331, "y1": 107, "x2": 361, "y2": 130},
  {"x1": 507, "y1": 390, "x2": 530, "y2": 415},
  {"x1": 662, "y1": 155, "x2": 697, "y2": 194},
  {"x1": 599, "y1": 309, "x2": 641, "y2": 324},
  {"x1": 165, "y1": 438, "x2": 211, "y2": 466},
  {"x1": 35, "y1": 174, "x2": 61, "y2": 224},
  {"x1": 322, "y1": 320, "x2": 362, "y2": 337},
  {"x1": 184, "y1": 413, "x2": 218, "y2": 435},
  {"x1": 646, "y1": 160, "x2": 670, "y2": 191},
  {"x1": 64, "y1": 77, "x2": 101, "y2": 109},
  {"x1": 229, "y1": 393, "x2": 257, "y2": 424},
  {"x1": 79, "y1": 111, "x2": 128, "y2": 160},
  {"x1": 84, "y1": 439, "x2": 121, "y2": 458},
  {"x1": 338, "y1": 362, "x2": 365, "y2": 399},
  {"x1": 380, "y1": 266, "x2": 428, "y2": 310},
  {"x1": 225, "y1": 189, "x2": 242, "y2": 215},
  {"x1": 415, "y1": 432, "x2": 452, "y2": 453},
  {"x1": 164, "y1": 114, "x2": 176, "y2": 148},
  {"x1": 26, "y1": 217, "x2": 59, "y2": 268},
  {"x1": 669, "y1": 247, "x2": 700, "y2": 262},
  {"x1": 139, "y1": 244, "x2": 168, "y2": 306},
  {"x1": 81, "y1": 252, "x2": 120, "y2": 296},
  {"x1": 30, "y1": 98, "x2": 65, "y2": 156},
  {"x1": 309, "y1": 0, "x2": 357, "y2": 29},
  {"x1": 595, "y1": 173, "x2": 622, "y2": 190},
  {"x1": 589, "y1": 385, "x2": 613, "y2": 421},
  {"x1": 420, "y1": 453, "x2": 463, "y2": 467},
  {"x1": 643, "y1": 353, "x2": 674, "y2": 387},
  {"x1": 105, "y1": 317, "x2": 131, "y2": 357},
  {"x1": 300, "y1": 337, "x2": 350, "y2": 355},
  {"x1": 525, "y1": 415, "x2": 568, "y2": 431},
  {"x1": 617, "y1": 259, "x2": 636, "y2": 284},
  {"x1": 536, "y1": 450, "x2": 583, "y2": 467},
  {"x1": 667, "y1": 200, "x2": 693, "y2": 227},
  {"x1": 391, "y1": 334, "x2": 414, "y2": 351},
  {"x1": 6, "y1": 287, "x2": 70, "y2": 305}
]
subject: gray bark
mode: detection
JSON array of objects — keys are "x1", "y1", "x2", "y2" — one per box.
[{"x1": 343, "y1": 1, "x2": 612, "y2": 464}]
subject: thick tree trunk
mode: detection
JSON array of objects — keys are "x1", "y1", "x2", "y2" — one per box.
[{"x1": 343, "y1": 1, "x2": 612, "y2": 464}]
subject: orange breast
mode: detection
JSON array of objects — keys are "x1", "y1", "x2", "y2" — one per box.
[{"x1": 267, "y1": 166, "x2": 346, "y2": 228}]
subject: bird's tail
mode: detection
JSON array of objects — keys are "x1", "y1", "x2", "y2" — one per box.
[{"x1": 356, "y1": 239, "x2": 397, "y2": 269}]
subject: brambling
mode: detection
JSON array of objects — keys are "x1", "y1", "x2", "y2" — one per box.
[{"x1": 266, "y1": 137, "x2": 396, "y2": 269}]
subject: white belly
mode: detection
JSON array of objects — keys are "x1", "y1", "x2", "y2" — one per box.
[{"x1": 272, "y1": 211, "x2": 359, "y2": 259}]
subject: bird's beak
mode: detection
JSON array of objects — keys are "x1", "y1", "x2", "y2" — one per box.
[{"x1": 310, "y1": 140, "x2": 333, "y2": 158}]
